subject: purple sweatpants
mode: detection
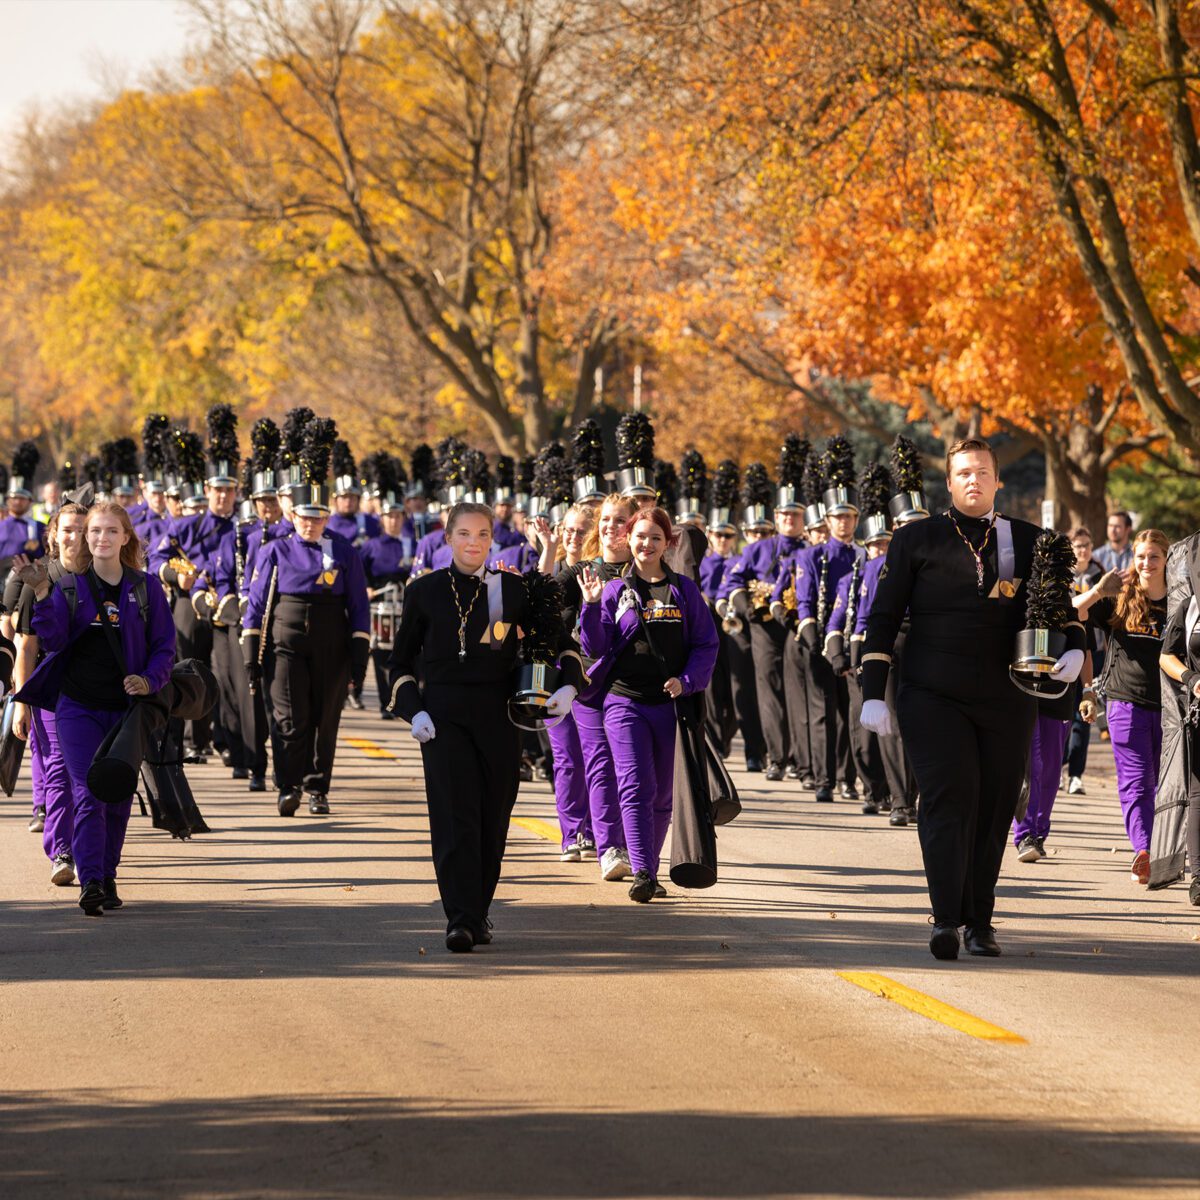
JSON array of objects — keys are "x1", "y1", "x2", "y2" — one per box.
[
  {"x1": 31, "y1": 707, "x2": 74, "y2": 860},
  {"x1": 574, "y1": 700, "x2": 624, "y2": 856},
  {"x1": 546, "y1": 709, "x2": 592, "y2": 849},
  {"x1": 1012, "y1": 714, "x2": 1070, "y2": 846},
  {"x1": 56, "y1": 696, "x2": 131, "y2": 886},
  {"x1": 1106, "y1": 699, "x2": 1161, "y2": 854},
  {"x1": 603, "y1": 694, "x2": 676, "y2": 879}
]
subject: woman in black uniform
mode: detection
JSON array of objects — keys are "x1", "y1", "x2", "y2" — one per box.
[{"x1": 387, "y1": 502, "x2": 583, "y2": 952}]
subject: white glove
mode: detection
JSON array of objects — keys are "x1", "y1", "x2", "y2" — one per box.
[
  {"x1": 860, "y1": 699, "x2": 894, "y2": 737},
  {"x1": 1050, "y1": 649, "x2": 1085, "y2": 684},
  {"x1": 545, "y1": 685, "x2": 577, "y2": 718},
  {"x1": 410, "y1": 711, "x2": 437, "y2": 743}
]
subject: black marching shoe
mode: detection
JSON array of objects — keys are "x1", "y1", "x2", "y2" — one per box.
[
  {"x1": 890, "y1": 805, "x2": 914, "y2": 827},
  {"x1": 79, "y1": 881, "x2": 106, "y2": 917},
  {"x1": 1190, "y1": 875, "x2": 1200, "y2": 907},
  {"x1": 964, "y1": 926, "x2": 1002, "y2": 957},
  {"x1": 231, "y1": 767, "x2": 249, "y2": 781},
  {"x1": 815, "y1": 785, "x2": 834, "y2": 803},
  {"x1": 800, "y1": 775, "x2": 817, "y2": 791},
  {"x1": 446, "y1": 926, "x2": 475, "y2": 953},
  {"x1": 745, "y1": 756, "x2": 763, "y2": 773},
  {"x1": 764, "y1": 762, "x2": 785, "y2": 782},
  {"x1": 308, "y1": 794, "x2": 330, "y2": 816},
  {"x1": 861, "y1": 799, "x2": 879, "y2": 816},
  {"x1": 347, "y1": 693, "x2": 365, "y2": 711},
  {"x1": 476, "y1": 919, "x2": 494, "y2": 945},
  {"x1": 380, "y1": 710, "x2": 396, "y2": 721},
  {"x1": 628, "y1": 870, "x2": 656, "y2": 903},
  {"x1": 248, "y1": 774, "x2": 266, "y2": 792},
  {"x1": 220, "y1": 747, "x2": 235, "y2": 768},
  {"x1": 929, "y1": 925, "x2": 960, "y2": 960},
  {"x1": 839, "y1": 782, "x2": 859, "y2": 800},
  {"x1": 785, "y1": 763, "x2": 801, "y2": 781},
  {"x1": 101, "y1": 879, "x2": 123, "y2": 910},
  {"x1": 277, "y1": 789, "x2": 302, "y2": 817}
]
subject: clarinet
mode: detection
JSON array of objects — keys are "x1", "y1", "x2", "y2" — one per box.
[
  {"x1": 816, "y1": 552, "x2": 830, "y2": 640},
  {"x1": 844, "y1": 557, "x2": 862, "y2": 639}
]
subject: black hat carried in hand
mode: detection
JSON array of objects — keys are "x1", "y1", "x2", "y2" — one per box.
[
  {"x1": 1011, "y1": 531, "x2": 1075, "y2": 699},
  {"x1": 205, "y1": 404, "x2": 240, "y2": 487},
  {"x1": 615, "y1": 413, "x2": 656, "y2": 499},
  {"x1": 888, "y1": 435, "x2": 929, "y2": 523}
]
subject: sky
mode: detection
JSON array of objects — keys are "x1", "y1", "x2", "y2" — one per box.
[{"x1": 0, "y1": 0, "x2": 194, "y2": 146}]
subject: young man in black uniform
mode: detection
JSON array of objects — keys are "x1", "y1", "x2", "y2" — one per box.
[{"x1": 860, "y1": 438, "x2": 1086, "y2": 960}]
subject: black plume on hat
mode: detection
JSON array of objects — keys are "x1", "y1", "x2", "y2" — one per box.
[
  {"x1": 495, "y1": 454, "x2": 515, "y2": 492},
  {"x1": 891, "y1": 434, "x2": 924, "y2": 494},
  {"x1": 533, "y1": 443, "x2": 571, "y2": 506},
  {"x1": 141, "y1": 413, "x2": 170, "y2": 477},
  {"x1": 801, "y1": 451, "x2": 826, "y2": 505},
  {"x1": 858, "y1": 462, "x2": 893, "y2": 517},
  {"x1": 80, "y1": 455, "x2": 102, "y2": 488},
  {"x1": 282, "y1": 407, "x2": 316, "y2": 470},
  {"x1": 300, "y1": 417, "x2": 337, "y2": 484},
  {"x1": 206, "y1": 403, "x2": 239, "y2": 466},
  {"x1": 372, "y1": 453, "x2": 402, "y2": 498},
  {"x1": 410, "y1": 444, "x2": 434, "y2": 490},
  {"x1": 102, "y1": 437, "x2": 139, "y2": 488},
  {"x1": 464, "y1": 448, "x2": 491, "y2": 493},
  {"x1": 11, "y1": 440, "x2": 39, "y2": 481},
  {"x1": 712, "y1": 459, "x2": 739, "y2": 509},
  {"x1": 823, "y1": 435, "x2": 855, "y2": 489},
  {"x1": 616, "y1": 412, "x2": 654, "y2": 470},
  {"x1": 332, "y1": 438, "x2": 356, "y2": 480},
  {"x1": 571, "y1": 418, "x2": 606, "y2": 478},
  {"x1": 741, "y1": 462, "x2": 773, "y2": 508},
  {"x1": 1025, "y1": 531, "x2": 1075, "y2": 630},
  {"x1": 520, "y1": 569, "x2": 565, "y2": 665},
  {"x1": 680, "y1": 449, "x2": 708, "y2": 504},
  {"x1": 516, "y1": 455, "x2": 535, "y2": 496},
  {"x1": 170, "y1": 430, "x2": 206, "y2": 485},
  {"x1": 654, "y1": 459, "x2": 678, "y2": 509},
  {"x1": 778, "y1": 435, "x2": 810, "y2": 489},
  {"x1": 250, "y1": 418, "x2": 281, "y2": 471},
  {"x1": 435, "y1": 436, "x2": 467, "y2": 489}
]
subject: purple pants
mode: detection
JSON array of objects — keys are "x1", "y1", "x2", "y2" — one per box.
[
  {"x1": 574, "y1": 700, "x2": 624, "y2": 855},
  {"x1": 1107, "y1": 699, "x2": 1161, "y2": 854},
  {"x1": 603, "y1": 694, "x2": 676, "y2": 879},
  {"x1": 1013, "y1": 714, "x2": 1070, "y2": 846},
  {"x1": 31, "y1": 707, "x2": 74, "y2": 860},
  {"x1": 56, "y1": 697, "x2": 131, "y2": 886},
  {"x1": 546, "y1": 709, "x2": 591, "y2": 849}
]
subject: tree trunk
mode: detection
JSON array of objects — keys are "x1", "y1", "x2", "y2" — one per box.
[{"x1": 1043, "y1": 429, "x2": 1108, "y2": 536}]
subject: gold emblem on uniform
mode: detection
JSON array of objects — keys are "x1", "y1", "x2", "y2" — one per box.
[
  {"x1": 493, "y1": 620, "x2": 510, "y2": 642},
  {"x1": 999, "y1": 580, "x2": 1016, "y2": 598},
  {"x1": 319, "y1": 568, "x2": 339, "y2": 586},
  {"x1": 24, "y1": 539, "x2": 38, "y2": 552}
]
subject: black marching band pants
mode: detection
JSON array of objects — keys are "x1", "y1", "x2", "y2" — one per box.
[
  {"x1": 750, "y1": 619, "x2": 790, "y2": 768},
  {"x1": 173, "y1": 594, "x2": 213, "y2": 752},
  {"x1": 268, "y1": 595, "x2": 351, "y2": 793},
  {"x1": 896, "y1": 649, "x2": 1036, "y2": 929},
  {"x1": 782, "y1": 630, "x2": 812, "y2": 779},
  {"x1": 877, "y1": 631, "x2": 917, "y2": 810},
  {"x1": 705, "y1": 626, "x2": 740, "y2": 757},
  {"x1": 804, "y1": 650, "x2": 856, "y2": 790},
  {"x1": 728, "y1": 623, "x2": 765, "y2": 764},
  {"x1": 210, "y1": 621, "x2": 266, "y2": 774},
  {"x1": 419, "y1": 681, "x2": 521, "y2": 936}
]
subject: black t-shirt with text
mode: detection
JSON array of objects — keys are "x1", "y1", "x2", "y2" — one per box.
[
  {"x1": 1091, "y1": 594, "x2": 1168, "y2": 710},
  {"x1": 609, "y1": 575, "x2": 687, "y2": 705},
  {"x1": 61, "y1": 576, "x2": 128, "y2": 711}
]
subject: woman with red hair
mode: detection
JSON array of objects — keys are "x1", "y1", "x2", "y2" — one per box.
[{"x1": 579, "y1": 507, "x2": 719, "y2": 901}]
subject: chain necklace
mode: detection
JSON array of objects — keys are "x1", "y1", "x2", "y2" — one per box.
[
  {"x1": 947, "y1": 511, "x2": 995, "y2": 595},
  {"x1": 448, "y1": 570, "x2": 485, "y2": 661}
]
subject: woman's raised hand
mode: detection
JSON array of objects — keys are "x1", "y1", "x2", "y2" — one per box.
[
  {"x1": 578, "y1": 564, "x2": 604, "y2": 604},
  {"x1": 12, "y1": 554, "x2": 48, "y2": 592}
]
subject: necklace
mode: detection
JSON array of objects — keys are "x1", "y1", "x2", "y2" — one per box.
[
  {"x1": 448, "y1": 570, "x2": 485, "y2": 661},
  {"x1": 947, "y1": 511, "x2": 995, "y2": 595}
]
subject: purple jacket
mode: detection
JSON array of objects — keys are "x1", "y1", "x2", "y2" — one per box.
[
  {"x1": 579, "y1": 568, "x2": 719, "y2": 701},
  {"x1": 18, "y1": 569, "x2": 177, "y2": 710}
]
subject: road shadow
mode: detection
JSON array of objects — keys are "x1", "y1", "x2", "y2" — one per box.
[{"x1": 0, "y1": 1094, "x2": 1197, "y2": 1198}]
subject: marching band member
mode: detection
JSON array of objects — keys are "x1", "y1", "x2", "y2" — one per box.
[
  {"x1": 579, "y1": 506, "x2": 719, "y2": 901},
  {"x1": 361, "y1": 457, "x2": 410, "y2": 719},
  {"x1": 386, "y1": 501, "x2": 582, "y2": 951},
  {"x1": 130, "y1": 415, "x2": 172, "y2": 547},
  {"x1": 242, "y1": 417, "x2": 370, "y2": 817},
  {"x1": 0, "y1": 442, "x2": 47, "y2": 562},
  {"x1": 15, "y1": 501, "x2": 176, "y2": 916},
  {"x1": 700, "y1": 460, "x2": 741, "y2": 759},
  {"x1": 861, "y1": 437, "x2": 1086, "y2": 959},
  {"x1": 327, "y1": 440, "x2": 381, "y2": 547}
]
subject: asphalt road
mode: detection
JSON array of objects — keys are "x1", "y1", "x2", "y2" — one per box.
[{"x1": 2, "y1": 697, "x2": 1198, "y2": 1199}]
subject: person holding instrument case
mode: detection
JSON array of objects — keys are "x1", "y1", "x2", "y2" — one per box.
[{"x1": 14, "y1": 501, "x2": 176, "y2": 916}]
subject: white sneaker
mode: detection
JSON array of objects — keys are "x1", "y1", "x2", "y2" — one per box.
[
  {"x1": 50, "y1": 854, "x2": 76, "y2": 887},
  {"x1": 560, "y1": 842, "x2": 581, "y2": 863},
  {"x1": 1068, "y1": 776, "x2": 1085, "y2": 795},
  {"x1": 600, "y1": 847, "x2": 632, "y2": 881}
]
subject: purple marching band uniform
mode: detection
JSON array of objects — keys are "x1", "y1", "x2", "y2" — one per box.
[
  {"x1": 326, "y1": 508, "x2": 381, "y2": 546},
  {"x1": 780, "y1": 537, "x2": 864, "y2": 794},
  {"x1": 0, "y1": 512, "x2": 47, "y2": 559},
  {"x1": 361, "y1": 530, "x2": 410, "y2": 713},
  {"x1": 18, "y1": 568, "x2": 176, "y2": 891},
  {"x1": 579, "y1": 569, "x2": 719, "y2": 883},
  {"x1": 725, "y1": 532, "x2": 806, "y2": 774},
  {"x1": 241, "y1": 532, "x2": 371, "y2": 797},
  {"x1": 715, "y1": 546, "x2": 767, "y2": 767}
]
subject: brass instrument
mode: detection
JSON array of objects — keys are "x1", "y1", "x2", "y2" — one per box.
[
  {"x1": 721, "y1": 604, "x2": 744, "y2": 636},
  {"x1": 748, "y1": 579, "x2": 775, "y2": 622}
]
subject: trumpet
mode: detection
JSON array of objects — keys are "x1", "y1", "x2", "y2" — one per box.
[
  {"x1": 721, "y1": 606, "x2": 745, "y2": 636},
  {"x1": 168, "y1": 551, "x2": 200, "y2": 585},
  {"x1": 748, "y1": 579, "x2": 775, "y2": 622}
]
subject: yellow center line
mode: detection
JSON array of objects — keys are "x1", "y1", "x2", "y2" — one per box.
[
  {"x1": 341, "y1": 736, "x2": 397, "y2": 760},
  {"x1": 511, "y1": 816, "x2": 563, "y2": 845},
  {"x1": 837, "y1": 971, "x2": 1027, "y2": 1044}
]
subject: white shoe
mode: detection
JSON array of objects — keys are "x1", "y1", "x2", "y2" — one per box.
[
  {"x1": 600, "y1": 847, "x2": 632, "y2": 881},
  {"x1": 560, "y1": 843, "x2": 581, "y2": 863},
  {"x1": 50, "y1": 854, "x2": 76, "y2": 887},
  {"x1": 1068, "y1": 776, "x2": 1085, "y2": 795}
]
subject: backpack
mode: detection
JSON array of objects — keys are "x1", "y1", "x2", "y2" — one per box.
[{"x1": 59, "y1": 570, "x2": 152, "y2": 629}]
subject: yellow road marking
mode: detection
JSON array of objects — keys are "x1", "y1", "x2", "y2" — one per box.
[
  {"x1": 341, "y1": 736, "x2": 397, "y2": 760},
  {"x1": 511, "y1": 817, "x2": 563, "y2": 845},
  {"x1": 837, "y1": 972, "x2": 1026, "y2": 1044}
]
